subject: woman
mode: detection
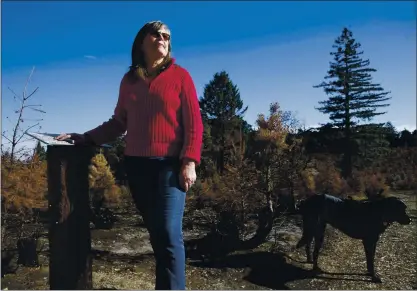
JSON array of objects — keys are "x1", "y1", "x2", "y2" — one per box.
[{"x1": 56, "y1": 20, "x2": 203, "y2": 290}]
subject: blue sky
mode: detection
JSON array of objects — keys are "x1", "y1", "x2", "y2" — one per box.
[{"x1": 2, "y1": 1, "x2": 416, "y2": 151}]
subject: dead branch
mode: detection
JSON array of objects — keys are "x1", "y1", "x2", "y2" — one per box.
[{"x1": 1, "y1": 66, "x2": 45, "y2": 163}]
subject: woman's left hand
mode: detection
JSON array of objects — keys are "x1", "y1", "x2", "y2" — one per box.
[{"x1": 179, "y1": 159, "x2": 197, "y2": 192}]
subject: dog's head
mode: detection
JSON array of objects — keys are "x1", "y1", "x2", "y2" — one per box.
[
  {"x1": 365, "y1": 188, "x2": 385, "y2": 200},
  {"x1": 377, "y1": 196, "x2": 411, "y2": 225}
]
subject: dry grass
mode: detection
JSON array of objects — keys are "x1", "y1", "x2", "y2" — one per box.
[
  {"x1": 93, "y1": 267, "x2": 155, "y2": 290},
  {"x1": 92, "y1": 254, "x2": 262, "y2": 290}
]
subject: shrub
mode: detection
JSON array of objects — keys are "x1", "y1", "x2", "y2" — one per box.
[
  {"x1": 347, "y1": 170, "x2": 389, "y2": 199},
  {"x1": 88, "y1": 153, "x2": 122, "y2": 210},
  {"x1": 297, "y1": 168, "x2": 317, "y2": 198},
  {"x1": 1, "y1": 154, "x2": 47, "y2": 250},
  {"x1": 370, "y1": 147, "x2": 417, "y2": 191},
  {"x1": 314, "y1": 159, "x2": 348, "y2": 197},
  {"x1": 118, "y1": 185, "x2": 131, "y2": 202},
  {"x1": 1, "y1": 154, "x2": 47, "y2": 214}
]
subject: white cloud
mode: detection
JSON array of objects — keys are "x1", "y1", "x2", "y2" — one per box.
[
  {"x1": 395, "y1": 124, "x2": 416, "y2": 132},
  {"x1": 306, "y1": 123, "x2": 416, "y2": 132},
  {"x1": 83, "y1": 55, "x2": 97, "y2": 60}
]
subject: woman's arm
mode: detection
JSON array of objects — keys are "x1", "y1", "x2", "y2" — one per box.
[{"x1": 179, "y1": 69, "x2": 204, "y2": 165}]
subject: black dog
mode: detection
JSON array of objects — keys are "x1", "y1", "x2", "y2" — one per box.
[{"x1": 295, "y1": 191, "x2": 411, "y2": 283}]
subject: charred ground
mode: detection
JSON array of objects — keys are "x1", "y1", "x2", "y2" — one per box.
[{"x1": 1, "y1": 192, "x2": 415, "y2": 290}]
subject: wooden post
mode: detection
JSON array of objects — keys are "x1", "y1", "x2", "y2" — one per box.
[{"x1": 47, "y1": 145, "x2": 95, "y2": 290}]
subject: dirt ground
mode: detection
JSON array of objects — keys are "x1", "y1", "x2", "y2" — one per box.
[{"x1": 1, "y1": 191, "x2": 416, "y2": 290}]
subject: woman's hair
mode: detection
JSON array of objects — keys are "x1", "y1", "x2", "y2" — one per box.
[{"x1": 128, "y1": 20, "x2": 172, "y2": 81}]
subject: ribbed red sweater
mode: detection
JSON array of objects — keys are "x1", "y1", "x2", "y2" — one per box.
[{"x1": 84, "y1": 59, "x2": 204, "y2": 164}]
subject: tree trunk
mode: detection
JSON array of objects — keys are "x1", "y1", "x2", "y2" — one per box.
[{"x1": 240, "y1": 206, "x2": 274, "y2": 250}]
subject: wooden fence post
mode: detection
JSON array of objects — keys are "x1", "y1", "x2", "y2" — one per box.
[{"x1": 47, "y1": 145, "x2": 95, "y2": 290}]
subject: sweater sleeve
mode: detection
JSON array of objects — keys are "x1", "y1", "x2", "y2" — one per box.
[
  {"x1": 84, "y1": 75, "x2": 128, "y2": 145},
  {"x1": 179, "y1": 69, "x2": 204, "y2": 164}
]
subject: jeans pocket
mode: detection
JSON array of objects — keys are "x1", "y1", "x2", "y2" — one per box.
[{"x1": 162, "y1": 163, "x2": 186, "y2": 194}]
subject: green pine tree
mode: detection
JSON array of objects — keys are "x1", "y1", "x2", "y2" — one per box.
[
  {"x1": 314, "y1": 27, "x2": 391, "y2": 177},
  {"x1": 34, "y1": 141, "x2": 47, "y2": 161},
  {"x1": 199, "y1": 71, "x2": 248, "y2": 174}
]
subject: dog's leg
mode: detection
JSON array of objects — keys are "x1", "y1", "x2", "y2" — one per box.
[
  {"x1": 296, "y1": 213, "x2": 311, "y2": 249},
  {"x1": 302, "y1": 220, "x2": 315, "y2": 264},
  {"x1": 297, "y1": 212, "x2": 316, "y2": 265},
  {"x1": 312, "y1": 221, "x2": 326, "y2": 274},
  {"x1": 363, "y1": 238, "x2": 382, "y2": 283},
  {"x1": 305, "y1": 236, "x2": 313, "y2": 264}
]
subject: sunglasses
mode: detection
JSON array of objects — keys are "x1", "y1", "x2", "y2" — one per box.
[{"x1": 150, "y1": 31, "x2": 171, "y2": 42}]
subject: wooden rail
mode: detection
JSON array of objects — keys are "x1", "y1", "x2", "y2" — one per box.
[{"x1": 47, "y1": 145, "x2": 95, "y2": 290}]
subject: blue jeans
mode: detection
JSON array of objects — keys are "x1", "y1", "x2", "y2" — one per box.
[{"x1": 124, "y1": 156, "x2": 186, "y2": 290}]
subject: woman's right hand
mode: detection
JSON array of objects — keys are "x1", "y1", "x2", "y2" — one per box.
[{"x1": 55, "y1": 133, "x2": 86, "y2": 145}]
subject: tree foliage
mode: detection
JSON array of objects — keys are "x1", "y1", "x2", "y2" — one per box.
[
  {"x1": 88, "y1": 152, "x2": 122, "y2": 210},
  {"x1": 314, "y1": 27, "x2": 391, "y2": 177},
  {"x1": 314, "y1": 27, "x2": 391, "y2": 127},
  {"x1": 199, "y1": 71, "x2": 249, "y2": 175},
  {"x1": 33, "y1": 141, "x2": 47, "y2": 161},
  {"x1": 1, "y1": 154, "x2": 47, "y2": 214},
  {"x1": 103, "y1": 135, "x2": 127, "y2": 184},
  {"x1": 253, "y1": 103, "x2": 309, "y2": 212}
]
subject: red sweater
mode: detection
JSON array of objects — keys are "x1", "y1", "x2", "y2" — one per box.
[{"x1": 84, "y1": 59, "x2": 204, "y2": 164}]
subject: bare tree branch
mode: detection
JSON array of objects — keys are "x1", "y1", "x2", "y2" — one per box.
[
  {"x1": 14, "y1": 147, "x2": 28, "y2": 155},
  {"x1": 29, "y1": 108, "x2": 46, "y2": 114},
  {"x1": 23, "y1": 67, "x2": 36, "y2": 100},
  {"x1": 2, "y1": 67, "x2": 45, "y2": 163},
  {"x1": 24, "y1": 87, "x2": 39, "y2": 101},
  {"x1": 7, "y1": 87, "x2": 23, "y2": 103},
  {"x1": 20, "y1": 118, "x2": 44, "y2": 122},
  {"x1": 24, "y1": 104, "x2": 46, "y2": 114},
  {"x1": 1, "y1": 133, "x2": 13, "y2": 144},
  {"x1": 15, "y1": 123, "x2": 40, "y2": 144}
]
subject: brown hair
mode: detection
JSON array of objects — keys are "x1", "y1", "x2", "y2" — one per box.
[{"x1": 128, "y1": 20, "x2": 172, "y2": 81}]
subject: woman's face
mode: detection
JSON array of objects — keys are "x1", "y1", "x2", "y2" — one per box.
[{"x1": 142, "y1": 25, "x2": 171, "y2": 61}]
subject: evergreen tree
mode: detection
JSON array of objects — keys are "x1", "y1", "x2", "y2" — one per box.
[
  {"x1": 383, "y1": 122, "x2": 398, "y2": 147},
  {"x1": 199, "y1": 71, "x2": 248, "y2": 174},
  {"x1": 103, "y1": 136, "x2": 127, "y2": 184},
  {"x1": 398, "y1": 129, "x2": 417, "y2": 147},
  {"x1": 314, "y1": 27, "x2": 391, "y2": 177},
  {"x1": 34, "y1": 141, "x2": 47, "y2": 161}
]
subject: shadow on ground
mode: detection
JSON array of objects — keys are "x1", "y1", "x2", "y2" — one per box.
[
  {"x1": 1, "y1": 249, "x2": 18, "y2": 277},
  {"x1": 189, "y1": 251, "x2": 312, "y2": 290},
  {"x1": 189, "y1": 250, "x2": 373, "y2": 289},
  {"x1": 92, "y1": 249, "x2": 154, "y2": 264},
  {"x1": 283, "y1": 254, "x2": 373, "y2": 283}
]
